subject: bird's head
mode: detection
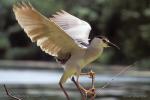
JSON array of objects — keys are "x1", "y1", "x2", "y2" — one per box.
[{"x1": 97, "y1": 36, "x2": 120, "y2": 49}]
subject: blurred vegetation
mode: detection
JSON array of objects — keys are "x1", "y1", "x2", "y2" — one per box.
[{"x1": 0, "y1": 0, "x2": 150, "y2": 67}]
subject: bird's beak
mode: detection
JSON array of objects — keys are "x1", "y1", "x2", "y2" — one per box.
[{"x1": 107, "y1": 42, "x2": 120, "y2": 50}]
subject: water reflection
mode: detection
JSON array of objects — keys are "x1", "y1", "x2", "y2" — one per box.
[
  {"x1": 1, "y1": 70, "x2": 150, "y2": 84},
  {"x1": 0, "y1": 69, "x2": 150, "y2": 100},
  {"x1": 0, "y1": 70, "x2": 62, "y2": 84}
]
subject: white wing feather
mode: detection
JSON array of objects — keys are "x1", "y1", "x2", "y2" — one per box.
[
  {"x1": 13, "y1": 2, "x2": 81, "y2": 57},
  {"x1": 50, "y1": 10, "x2": 91, "y2": 44}
]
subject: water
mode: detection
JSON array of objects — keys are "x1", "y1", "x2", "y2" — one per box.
[
  {"x1": 0, "y1": 69, "x2": 150, "y2": 84},
  {"x1": 0, "y1": 70, "x2": 62, "y2": 84},
  {"x1": 0, "y1": 69, "x2": 150, "y2": 100}
]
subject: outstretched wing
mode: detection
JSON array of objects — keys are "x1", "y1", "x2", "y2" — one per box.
[
  {"x1": 50, "y1": 10, "x2": 91, "y2": 44},
  {"x1": 13, "y1": 2, "x2": 81, "y2": 57}
]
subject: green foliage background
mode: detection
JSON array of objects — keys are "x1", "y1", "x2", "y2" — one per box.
[{"x1": 0, "y1": 0, "x2": 150, "y2": 67}]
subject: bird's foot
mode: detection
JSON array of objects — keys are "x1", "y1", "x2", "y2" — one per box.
[
  {"x1": 88, "y1": 87, "x2": 96, "y2": 97},
  {"x1": 79, "y1": 86, "x2": 96, "y2": 98},
  {"x1": 80, "y1": 70, "x2": 95, "y2": 78},
  {"x1": 88, "y1": 70, "x2": 95, "y2": 78},
  {"x1": 80, "y1": 70, "x2": 96, "y2": 98}
]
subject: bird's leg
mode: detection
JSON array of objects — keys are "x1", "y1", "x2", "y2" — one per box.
[
  {"x1": 59, "y1": 82, "x2": 70, "y2": 100},
  {"x1": 88, "y1": 70, "x2": 96, "y2": 99},
  {"x1": 71, "y1": 77, "x2": 86, "y2": 100},
  {"x1": 74, "y1": 68, "x2": 88, "y2": 100},
  {"x1": 76, "y1": 81, "x2": 95, "y2": 98},
  {"x1": 75, "y1": 75, "x2": 94, "y2": 99},
  {"x1": 71, "y1": 67, "x2": 96, "y2": 99},
  {"x1": 80, "y1": 69, "x2": 96, "y2": 98}
]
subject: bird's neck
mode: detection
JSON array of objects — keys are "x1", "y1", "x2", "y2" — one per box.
[{"x1": 83, "y1": 38, "x2": 104, "y2": 66}]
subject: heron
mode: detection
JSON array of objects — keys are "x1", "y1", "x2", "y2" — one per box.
[{"x1": 13, "y1": 2, "x2": 119, "y2": 100}]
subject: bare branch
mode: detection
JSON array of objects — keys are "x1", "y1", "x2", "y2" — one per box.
[
  {"x1": 97, "y1": 62, "x2": 137, "y2": 94},
  {"x1": 4, "y1": 84, "x2": 22, "y2": 100}
]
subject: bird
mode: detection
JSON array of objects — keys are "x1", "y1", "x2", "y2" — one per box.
[{"x1": 13, "y1": 2, "x2": 119, "y2": 100}]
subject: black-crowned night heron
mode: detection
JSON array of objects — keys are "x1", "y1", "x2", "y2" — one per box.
[{"x1": 13, "y1": 2, "x2": 119, "y2": 100}]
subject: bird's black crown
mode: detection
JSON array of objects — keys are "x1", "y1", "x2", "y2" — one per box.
[{"x1": 96, "y1": 35, "x2": 109, "y2": 43}]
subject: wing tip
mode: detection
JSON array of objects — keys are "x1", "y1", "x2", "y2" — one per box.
[
  {"x1": 12, "y1": 1, "x2": 33, "y2": 12},
  {"x1": 50, "y1": 10, "x2": 69, "y2": 20}
]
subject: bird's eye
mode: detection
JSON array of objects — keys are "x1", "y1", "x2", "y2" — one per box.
[{"x1": 102, "y1": 39, "x2": 107, "y2": 43}]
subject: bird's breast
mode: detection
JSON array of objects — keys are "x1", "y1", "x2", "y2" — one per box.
[
  {"x1": 81, "y1": 47, "x2": 103, "y2": 67},
  {"x1": 64, "y1": 47, "x2": 103, "y2": 69}
]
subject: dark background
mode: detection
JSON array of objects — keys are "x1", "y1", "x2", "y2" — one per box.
[{"x1": 0, "y1": 0, "x2": 150, "y2": 66}]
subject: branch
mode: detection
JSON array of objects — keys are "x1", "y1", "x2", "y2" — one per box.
[{"x1": 3, "y1": 84, "x2": 22, "y2": 100}]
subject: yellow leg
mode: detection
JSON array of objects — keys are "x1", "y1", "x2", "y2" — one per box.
[
  {"x1": 72, "y1": 67, "x2": 96, "y2": 99},
  {"x1": 80, "y1": 70, "x2": 96, "y2": 98},
  {"x1": 77, "y1": 82, "x2": 95, "y2": 98}
]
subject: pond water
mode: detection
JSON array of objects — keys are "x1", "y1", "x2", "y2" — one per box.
[
  {"x1": 0, "y1": 69, "x2": 150, "y2": 100},
  {"x1": 0, "y1": 69, "x2": 150, "y2": 84}
]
